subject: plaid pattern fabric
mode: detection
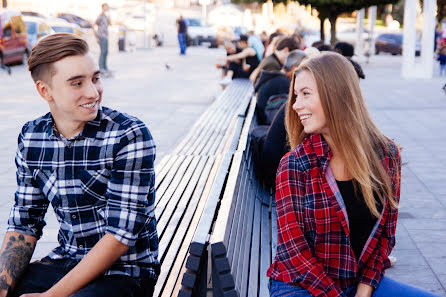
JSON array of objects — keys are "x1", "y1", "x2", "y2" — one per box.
[
  {"x1": 8, "y1": 106, "x2": 160, "y2": 279},
  {"x1": 267, "y1": 133, "x2": 401, "y2": 297}
]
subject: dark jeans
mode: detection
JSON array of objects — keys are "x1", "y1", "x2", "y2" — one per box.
[
  {"x1": 12, "y1": 257, "x2": 156, "y2": 297},
  {"x1": 269, "y1": 277, "x2": 440, "y2": 297},
  {"x1": 98, "y1": 37, "x2": 109, "y2": 71},
  {"x1": 178, "y1": 33, "x2": 187, "y2": 55}
]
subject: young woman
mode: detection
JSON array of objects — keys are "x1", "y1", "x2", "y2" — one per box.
[{"x1": 267, "y1": 52, "x2": 438, "y2": 297}]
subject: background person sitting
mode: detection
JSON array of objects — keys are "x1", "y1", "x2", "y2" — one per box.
[
  {"x1": 251, "y1": 36, "x2": 301, "y2": 84},
  {"x1": 255, "y1": 50, "x2": 307, "y2": 125}
]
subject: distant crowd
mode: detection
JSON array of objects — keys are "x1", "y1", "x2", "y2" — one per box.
[{"x1": 216, "y1": 30, "x2": 365, "y2": 185}]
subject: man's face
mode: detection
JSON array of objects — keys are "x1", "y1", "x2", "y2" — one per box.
[{"x1": 45, "y1": 53, "x2": 103, "y2": 127}]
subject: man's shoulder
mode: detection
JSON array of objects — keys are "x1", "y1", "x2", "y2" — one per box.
[
  {"x1": 21, "y1": 113, "x2": 52, "y2": 136},
  {"x1": 101, "y1": 106, "x2": 151, "y2": 136}
]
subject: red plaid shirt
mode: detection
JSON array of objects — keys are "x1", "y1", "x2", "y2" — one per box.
[{"x1": 267, "y1": 134, "x2": 401, "y2": 297}]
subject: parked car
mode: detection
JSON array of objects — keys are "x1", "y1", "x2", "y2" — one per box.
[
  {"x1": 46, "y1": 17, "x2": 83, "y2": 37},
  {"x1": 0, "y1": 9, "x2": 28, "y2": 66},
  {"x1": 375, "y1": 33, "x2": 421, "y2": 56},
  {"x1": 21, "y1": 11, "x2": 46, "y2": 18},
  {"x1": 56, "y1": 13, "x2": 92, "y2": 29},
  {"x1": 185, "y1": 17, "x2": 217, "y2": 48},
  {"x1": 24, "y1": 16, "x2": 54, "y2": 52}
]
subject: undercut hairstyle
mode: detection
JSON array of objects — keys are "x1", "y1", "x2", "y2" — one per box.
[
  {"x1": 276, "y1": 37, "x2": 300, "y2": 52},
  {"x1": 28, "y1": 33, "x2": 89, "y2": 83},
  {"x1": 285, "y1": 52, "x2": 399, "y2": 217}
]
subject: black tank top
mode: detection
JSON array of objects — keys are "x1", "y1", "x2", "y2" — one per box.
[{"x1": 336, "y1": 180, "x2": 382, "y2": 261}]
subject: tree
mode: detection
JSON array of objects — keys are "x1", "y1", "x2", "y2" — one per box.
[
  {"x1": 2, "y1": 0, "x2": 6, "y2": 8},
  {"x1": 294, "y1": 0, "x2": 400, "y2": 45}
]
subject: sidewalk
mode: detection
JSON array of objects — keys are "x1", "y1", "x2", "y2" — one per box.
[{"x1": 360, "y1": 55, "x2": 446, "y2": 296}]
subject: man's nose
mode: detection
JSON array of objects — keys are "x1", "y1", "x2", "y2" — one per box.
[{"x1": 86, "y1": 82, "x2": 99, "y2": 98}]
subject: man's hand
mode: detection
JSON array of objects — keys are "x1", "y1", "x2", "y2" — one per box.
[{"x1": 355, "y1": 283, "x2": 373, "y2": 297}]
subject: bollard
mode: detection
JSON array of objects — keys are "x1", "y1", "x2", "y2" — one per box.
[{"x1": 118, "y1": 26, "x2": 126, "y2": 52}]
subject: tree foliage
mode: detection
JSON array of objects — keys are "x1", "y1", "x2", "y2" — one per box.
[{"x1": 283, "y1": 0, "x2": 399, "y2": 45}]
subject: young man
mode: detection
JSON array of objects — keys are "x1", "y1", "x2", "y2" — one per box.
[{"x1": 0, "y1": 33, "x2": 159, "y2": 297}]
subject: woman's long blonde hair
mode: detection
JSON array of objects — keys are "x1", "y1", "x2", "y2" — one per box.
[{"x1": 285, "y1": 52, "x2": 399, "y2": 217}]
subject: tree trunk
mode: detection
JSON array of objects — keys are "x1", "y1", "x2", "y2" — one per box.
[
  {"x1": 329, "y1": 15, "x2": 338, "y2": 46},
  {"x1": 2, "y1": 0, "x2": 6, "y2": 8},
  {"x1": 319, "y1": 14, "x2": 327, "y2": 42}
]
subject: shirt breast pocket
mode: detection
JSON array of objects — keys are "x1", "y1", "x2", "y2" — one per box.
[
  {"x1": 77, "y1": 168, "x2": 111, "y2": 212},
  {"x1": 33, "y1": 169, "x2": 59, "y2": 206}
]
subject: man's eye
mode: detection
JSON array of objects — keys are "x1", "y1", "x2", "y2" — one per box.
[
  {"x1": 72, "y1": 82, "x2": 82, "y2": 87},
  {"x1": 93, "y1": 76, "x2": 101, "y2": 82}
]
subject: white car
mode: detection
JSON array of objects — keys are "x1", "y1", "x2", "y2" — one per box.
[{"x1": 185, "y1": 17, "x2": 217, "y2": 48}]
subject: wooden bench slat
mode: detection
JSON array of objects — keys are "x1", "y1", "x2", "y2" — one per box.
[
  {"x1": 155, "y1": 156, "x2": 215, "y2": 297},
  {"x1": 248, "y1": 197, "x2": 262, "y2": 297},
  {"x1": 155, "y1": 155, "x2": 193, "y2": 219},
  {"x1": 157, "y1": 156, "x2": 203, "y2": 253},
  {"x1": 157, "y1": 156, "x2": 201, "y2": 240},
  {"x1": 259, "y1": 202, "x2": 271, "y2": 297},
  {"x1": 237, "y1": 175, "x2": 256, "y2": 297},
  {"x1": 155, "y1": 155, "x2": 187, "y2": 208}
]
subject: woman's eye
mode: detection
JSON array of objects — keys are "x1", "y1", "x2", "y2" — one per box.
[{"x1": 303, "y1": 92, "x2": 310, "y2": 96}]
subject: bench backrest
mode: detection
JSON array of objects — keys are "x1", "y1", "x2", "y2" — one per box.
[{"x1": 210, "y1": 98, "x2": 278, "y2": 297}]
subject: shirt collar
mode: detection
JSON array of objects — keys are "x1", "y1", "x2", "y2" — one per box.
[
  {"x1": 306, "y1": 133, "x2": 332, "y2": 171},
  {"x1": 46, "y1": 108, "x2": 103, "y2": 140}
]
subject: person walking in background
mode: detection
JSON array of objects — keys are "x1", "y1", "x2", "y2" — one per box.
[
  {"x1": 268, "y1": 52, "x2": 438, "y2": 297},
  {"x1": 94, "y1": 3, "x2": 111, "y2": 75},
  {"x1": 177, "y1": 15, "x2": 187, "y2": 56},
  {"x1": 437, "y1": 45, "x2": 446, "y2": 76}
]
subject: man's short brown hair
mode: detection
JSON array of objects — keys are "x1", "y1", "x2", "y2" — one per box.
[
  {"x1": 28, "y1": 33, "x2": 89, "y2": 83},
  {"x1": 276, "y1": 37, "x2": 300, "y2": 52}
]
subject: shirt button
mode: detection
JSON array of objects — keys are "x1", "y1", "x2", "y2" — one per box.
[
  {"x1": 78, "y1": 245, "x2": 83, "y2": 249},
  {"x1": 67, "y1": 181, "x2": 71, "y2": 186},
  {"x1": 72, "y1": 214, "x2": 77, "y2": 219},
  {"x1": 67, "y1": 143, "x2": 71, "y2": 148}
]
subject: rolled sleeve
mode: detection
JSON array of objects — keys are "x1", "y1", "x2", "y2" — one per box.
[
  {"x1": 105, "y1": 122, "x2": 156, "y2": 247},
  {"x1": 7, "y1": 138, "x2": 48, "y2": 239}
]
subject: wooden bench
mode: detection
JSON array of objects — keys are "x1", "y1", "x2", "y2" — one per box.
[
  {"x1": 152, "y1": 79, "x2": 254, "y2": 297},
  {"x1": 209, "y1": 96, "x2": 278, "y2": 297}
]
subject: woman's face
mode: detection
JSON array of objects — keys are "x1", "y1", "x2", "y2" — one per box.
[{"x1": 292, "y1": 70, "x2": 329, "y2": 136}]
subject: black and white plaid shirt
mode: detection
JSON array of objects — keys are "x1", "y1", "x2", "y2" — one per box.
[{"x1": 8, "y1": 106, "x2": 160, "y2": 279}]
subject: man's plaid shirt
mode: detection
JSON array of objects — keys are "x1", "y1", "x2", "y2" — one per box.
[
  {"x1": 8, "y1": 106, "x2": 160, "y2": 279},
  {"x1": 267, "y1": 133, "x2": 401, "y2": 297}
]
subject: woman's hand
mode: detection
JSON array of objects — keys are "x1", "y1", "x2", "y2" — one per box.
[{"x1": 354, "y1": 283, "x2": 373, "y2": 297}]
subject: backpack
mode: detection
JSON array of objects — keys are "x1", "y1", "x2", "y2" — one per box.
[{"x1": 264, "y1": 93, "x2": 288, "y2": 125}]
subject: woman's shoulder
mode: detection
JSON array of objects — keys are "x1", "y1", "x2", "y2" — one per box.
[{"x1": 278, "y1": 140, "x2": 312, "y2": 173}]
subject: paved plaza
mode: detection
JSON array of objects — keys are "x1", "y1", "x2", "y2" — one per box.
[{"x1": 0, "y1": 46, "x2": 445, "y2": 295}]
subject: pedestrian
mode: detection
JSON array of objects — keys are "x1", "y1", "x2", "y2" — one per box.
[
  {"x1": 268, "y1": 52, "x2": 437, "y2": 297},
  {"x1": 0, "y1": 33, "x2": 159, "y2": 297},
  {"x1": 177, "y1": 15, "x2": 187, "y2": 55},
  {"x1": 437, "y1": 45, "x2": 446, "y2": 76},
  {"x1": 0, "y1": 61, "x2": 11, "y2": 75},
  {"x1": 94, "y1": 3, "x2": 111, "y2": 75}
]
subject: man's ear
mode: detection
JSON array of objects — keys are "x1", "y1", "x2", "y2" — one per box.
[{"x1": 36, "y1": 80, "x2": 53, "y2": 103}]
